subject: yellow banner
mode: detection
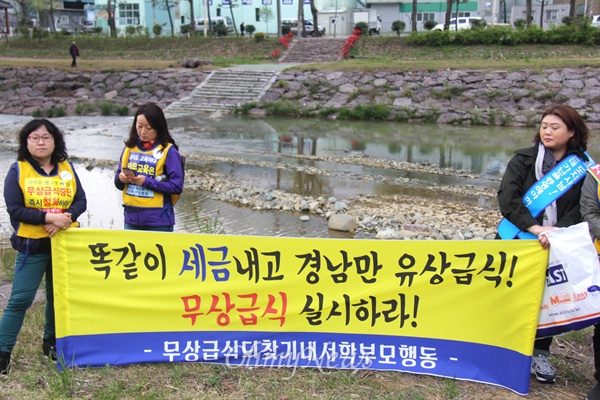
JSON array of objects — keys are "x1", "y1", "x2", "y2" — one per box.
[{"x1": 52, "y1": 229, "x2": 547, "y2": 394}]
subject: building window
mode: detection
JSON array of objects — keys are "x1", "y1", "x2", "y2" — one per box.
[
  {"x1": 417, "y1": 13, "x2": 435, "y2": 22},
  {"x1": 545, "y1": 10, "x2": 557, "y2": 20},
  {"x1": 255, "y1": 8, "x2": 260, "y2": 21},
  {"x1": 119, "y1": 4, "x2": 140, "y2": 26},
  {"x1": 521, "y1": 10, "x2": 536, "y2": 21},
  {"x1": 217, "y1": 8, "x2": 221, "y2": 16},
  {"x1": 451, "y1": 12, "x2": 471, "y2": 18}
]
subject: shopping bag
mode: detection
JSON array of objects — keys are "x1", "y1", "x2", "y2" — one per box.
[{"x1": 537, "y1": 222, "x2": 600, "y2": 338}]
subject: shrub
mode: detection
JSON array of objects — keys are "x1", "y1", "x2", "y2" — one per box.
[
  {"x1": 471, "y1": 19, "x2": 487, "y2": 29},
  {"x1": 341, "y1": 29, "x2": 362, "y2": 58},
  {"x1": 514, "y1": 19, "x2": 526, "y2": 29},
  {"x1": 180, "y1": 24, "x2": 195, "y2": 35},
  {"x1": 99, "y1": 101, "x2": 114, "y2": 116},
  {"x1": 116, "y1": 105, "x2": 129, "y2": 116},
  {"x1": 354, "y1": 22, "x2": 369, "y2": 36},
  {"x1": 391, "y1": 20, "x2": 406, "y2": 36},
  {"x1": 125, "y1": 25, "x2": 137, "y2": 37},
  {"x1": 282, "y1": 25, "x2": 291, "y2": 35},
  {"x1": 54, "y1": 106, "x2": 66, "y2": 117},
  {"x1": 423, "y1": 20, "x2": 437, "y2": 30},
  {"x1": 153, "y1": 24, "x2": 162, "y2": 36},
  {"x1": 17, "y1": 25, "x2": 30, "y2": 37},
  {"x1": 338, "y1": 104, "x2": 390, "y2": 121},
  {"x1": 245, "y1": 24, "x2": 256, "y2": 35},
  {"x1": 213, "y1": 24, "x2": 227, "y2": 36},
  {"x1": 254, "y1": 32, "x2": 266, "y2": 42}
]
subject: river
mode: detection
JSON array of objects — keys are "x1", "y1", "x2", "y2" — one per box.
[{"x1": 1, "y1": 113, "x2": 598, "y2": 241}]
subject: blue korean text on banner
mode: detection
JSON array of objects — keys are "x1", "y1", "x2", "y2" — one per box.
[
  {"x1": 51, "y1": 229, "x2": 548, "y2": 395},
  {"x1": 497, "y1": 152, "x2": 595, "y2": 239}
]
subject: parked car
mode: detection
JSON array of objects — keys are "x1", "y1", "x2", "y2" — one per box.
[
  {"x1": 281, "y1": 18, "x2": 325, "y2": 36},
  {"x1": 195, "y1": 16, "x2": 234, "y2": 35},
  {"x1": 81, "y1": 20, "x2": 97, "y2": 33},
  {"x1": 592, "y1": 15, "x2": 600, "y2": 28},
  {"x1": 432, "y1": 17, "x2": 485, "y2": 31}
]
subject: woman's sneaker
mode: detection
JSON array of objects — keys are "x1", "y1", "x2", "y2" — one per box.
[{"x1": 530, "y1": 353, "x2": 555, "y2": 383}]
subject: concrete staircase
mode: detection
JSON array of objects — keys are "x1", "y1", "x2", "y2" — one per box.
[
  {"x1": 279, "y1": 37, "x2": 347, "y2": 63},
  {"x1": 164, "y1": 38, "x2": 346, "y2": 116},
  {"x1": 165, "y1": 68, "x2": 279, "y2": 116}
]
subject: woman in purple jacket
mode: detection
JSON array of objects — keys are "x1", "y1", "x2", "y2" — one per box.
[{"x1": 115, "y1": 103, "x2": 184, "y2": 231}]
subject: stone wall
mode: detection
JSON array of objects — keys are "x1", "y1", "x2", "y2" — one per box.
[
  {"x1": 2, "y1": 66, "x2": 600, "y2": 127},
  {"x1": 263, "y1": 67, "x2": 600, "y2": 127},
  {"x1": 0, "y1": 67, "x2": 208, "y2": 116}
]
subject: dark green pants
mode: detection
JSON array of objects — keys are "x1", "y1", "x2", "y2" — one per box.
[{"x1": 0, "y1": 252, "x2": 54, "y2": 353}]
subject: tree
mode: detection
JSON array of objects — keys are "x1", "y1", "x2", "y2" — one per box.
[
  {"x1": 525, "y1": 0, "x2": 532, "y2": 27},
  {"x1": 12, "y1": 0, "x2": 35, "y2": 28},
  {"x1": 411, "y1": 0, "x2": 417, "y2": 31},
  {"x1": 259, "y1": 5, "x2": 273, "y2": 35},
  {"x1": 536, "y1": 0, "x2": 552, "y2": 28},
  {"x1": 105, "y1": 0, "x2": 118, "y2": 37},
  {"x1": 296, "y1": 0, "x2": 303, "y2": 36},
  {"x1": 444, "y1": 0, "x2": 453, "y2": 30},
  {"x1": 453, "y1": 0, "x2": 468, "y2": 30},
  {"x1": 276, "y1": 0, "x2": 281, "y2": 38},
  {"x1": 219, "y1": 0, "x2": 238, "y2": 36},
  {"x1": 391, "y1": 20, "x2": 405, "y2": 35},
  {"x1": 188, "y1": 0, "x2": 195, "y2": 28},
  {"x1": 423, "y1": 20, "x2": 437, "y2": 30},
  {"x1": 32, "y1": 0, "x2": 56, "y2": 32},
  {"x1": 158, "y1": 0, "x2": 178, "y2": 35},
  {"x1": 310, "y1": 0, "x2": 319, "y2": 37},
  {"x1": 569, "y1": 0, "x2": 576, "y2": 18}
]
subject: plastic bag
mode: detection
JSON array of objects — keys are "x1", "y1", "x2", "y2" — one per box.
[{"x1": 537, "y1": 222, "x2": 600, "y2": 338}]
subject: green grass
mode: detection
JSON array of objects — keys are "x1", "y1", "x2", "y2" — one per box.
[{"x1": 2, "y1": 35, "x2": 600, "y2": 73}]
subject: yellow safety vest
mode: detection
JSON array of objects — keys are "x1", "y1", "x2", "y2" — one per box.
[
  {"x1": 121, "y1": 143, "x2": 174, "y2": 208},
  {"x1": 17, "y1": 160, "x2": 78, "y2": 239}
]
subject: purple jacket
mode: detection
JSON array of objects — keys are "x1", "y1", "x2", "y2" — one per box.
[{"x1": 114, "y1": 141, "x2": 184, "y2": 228}]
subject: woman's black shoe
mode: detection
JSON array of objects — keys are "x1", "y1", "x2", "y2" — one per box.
[
  {"x1": 0, "y1": 351, "x2": 10, "y2": 374},
  {"x1": 42, "y1": 338, "x2": 57, "y2": 361}
]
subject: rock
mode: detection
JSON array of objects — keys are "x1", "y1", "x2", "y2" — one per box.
[
  {"x1": 334, "y1": 201, "x2": 347, "y2": 211},
  {"x1": 328, "y1": 214, "x2": 356, "y2": 232},
  {"x1": 178, "y1": 58, "x2": 214, "y2": 68},
  {"x1": 300, "y1": 215, "x2": 310, "y2": 221}
]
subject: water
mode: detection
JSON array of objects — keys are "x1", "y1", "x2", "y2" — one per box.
[{"x1": 1, "y1": 113, "x2": 599, "y2": 241}]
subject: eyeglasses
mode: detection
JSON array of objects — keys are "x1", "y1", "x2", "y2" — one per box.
[{"x1": 28, "y1": 135, "x2": 54, "y2": 143}]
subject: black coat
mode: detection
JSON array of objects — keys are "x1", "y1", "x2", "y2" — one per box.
[{"x1": 497, "y1": 144, "x2": 586, "y2": 233}]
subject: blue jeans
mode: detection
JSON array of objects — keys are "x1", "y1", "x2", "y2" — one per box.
[
  {"x1": 124, "y1": 223, "x2": 173, "y2": 232},
  {"x1": 0, "y1": 252, "x2": 54, "y2": 353}
]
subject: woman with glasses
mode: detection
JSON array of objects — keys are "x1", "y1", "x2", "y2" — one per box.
[
  {"x1": 0, "y1": 119, "x2": 87, "y2": 374},
  {"x1": 114, "y1": 103, "x2": 184, "y2": 232}
]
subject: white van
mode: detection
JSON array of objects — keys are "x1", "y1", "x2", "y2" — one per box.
[
  {"x1": 433, "y1": 17, "x2": 485, "y2": 31},
  {"x1": 195, "y1": 16, "x2": 234, "y2": 34},
  {"x1": 281, "y1": 18, "x2": 325, "y2": 36},
  {"x1": 592, "y1": 15, "x2": 600, "y2": 28}
]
